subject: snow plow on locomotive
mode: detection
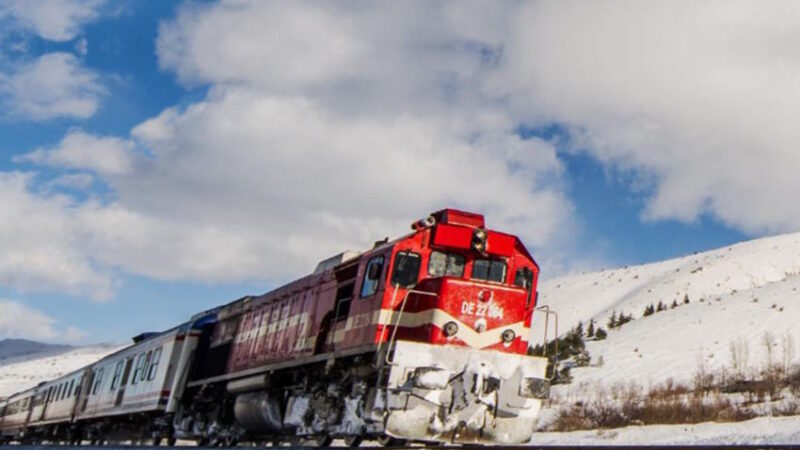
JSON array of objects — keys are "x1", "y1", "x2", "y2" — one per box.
[{"x1": 0, "y1": 209, "x2": 554, "y2": 446}]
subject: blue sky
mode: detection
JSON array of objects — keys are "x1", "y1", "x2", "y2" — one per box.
[{"x1": 4, "y1": 0, "x2": 798, "y2": 344}]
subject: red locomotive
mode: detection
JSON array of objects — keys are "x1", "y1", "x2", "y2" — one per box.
[{"x1": 0, "y1": 209, "x2": 553, "y2": 446}]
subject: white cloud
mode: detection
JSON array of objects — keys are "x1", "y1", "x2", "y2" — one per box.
[
  {"x1": 0, "y1": 172, "x2": 112, "y2": 300},
  {"x1": 9, "y1": 0, "x2": 800, "y2": 302},
  {"x1": 494, "y1": 0, "x2": 800, "y2": 234},
  {"x1": 0, "y1": 300, "x2": 87, "y2": 342},
  {"x1": 0, "y1": 1, "x2": 575, "y2": 288},
  {"x1": 16, "y1": 130, "x2": 134, "y2": 175},
  {"x1": 56, "y1": 89, "x2": 569, "y2": 283},
  {"x1": 0, "y1": 0, "x2": 104, "y2": 42},
  {"x1": 155, "y1": 1, "x2": 516, "y2": 115},
  {"x1": 0, "y1": 52, "x2": 105, "y2": 120},
  {"x1": 2, "y1": 1, "x2": 598, "y2": 300},
  {"x1": 47, "y1": 173, "x2": 95, "y2": 191}
]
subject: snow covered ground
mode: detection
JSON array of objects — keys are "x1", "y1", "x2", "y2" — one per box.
[
  {"x1": 535, "y1": 231, "x2": 800, "y2": 392},
  {"x1": 0, "y1": 343, "x2": 123, "y2": 398},
  {"x1": 526, "y1": 231, "x2": 800, "y2": 441},
  {"x1": 533, "y1": 415, "x2": 800, "y2": 445}
]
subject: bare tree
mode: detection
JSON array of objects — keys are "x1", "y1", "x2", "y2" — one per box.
[
  {"x1": 730, "y1": 337, "x2": 750, "y2": 378},
  {"x1": 763, "y1": 332, "x2": 776, "y2": 369},
  {"x1": 782, "y1": 332, "x2": 795, "y2": 375}
]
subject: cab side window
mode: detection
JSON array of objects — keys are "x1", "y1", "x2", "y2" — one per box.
[
  {"x1": 360, "y1": 256, "x2": 384, "y2": 298},
  {"x1": 390, "y1": 251, "x2": 421, "y2": 288},
  {"x1": 513, "y1": 267, "x2": 534, "y2": 290}
]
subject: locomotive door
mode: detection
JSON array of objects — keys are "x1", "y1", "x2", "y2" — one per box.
[
  {"x1": 319, "y1": 261, "x2": 358, "y2": 352},
  {"x1": 114, "y1": 358, "x2": 134, "y2": 407},
  {"x1": 352, "y1": 253, "x2": 388, "y2": 347}
]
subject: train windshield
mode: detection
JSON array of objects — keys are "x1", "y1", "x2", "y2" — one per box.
[
  {"x1": 428, "y1": 250, "x2": 465, "y2": 277},
  {"x1": 391, "y1": 251, "x2": 421, "y2": 288},
  {"x1": 472, "y1": 259, "x2": 507, "y2": 283}
]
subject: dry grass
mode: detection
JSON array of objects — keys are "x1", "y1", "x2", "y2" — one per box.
[{"x1": 550, "y1": 381, "x2": 757, "y2": 432}]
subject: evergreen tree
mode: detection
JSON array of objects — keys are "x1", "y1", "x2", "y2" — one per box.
[
  {"x1": 587, "y1": 319, "x2": 595, "y2": 338},
  {"x1": 617, "y1": 311, "x2": 633, "y2": 326},
  {"x1": 671, "y1": 300, "x2": 679, "y2": 309},
  {"x1": 657, "y1": 300, "x2": 666, "y2": 312},
  {"x1": 683, "y1": 294, "x2": 690, "y2": 304},
  {"x1": 608, "y1": 311, "x2": 618, "y2": 329},
  {"x1": 595, "y1": 328, "x2": 607, "y2": 340},
  {"x1": 643, "y1": 304, "x2": 655, "y2": 317}
]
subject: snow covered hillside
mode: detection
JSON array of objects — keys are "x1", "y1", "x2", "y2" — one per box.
[
  {"x1": 0, "y1": 339, "x2": 72, "y2": 361},
  {"x1": 0, "y1": 342, "x2": 124, "y2": 399},
  {"x1": 535, "y1": 231, "x2": 800, "y2": 394}
]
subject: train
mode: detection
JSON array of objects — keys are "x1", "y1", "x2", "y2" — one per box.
[{"x1": 0, "y1": 209, "x2": 555, "y2": 446}]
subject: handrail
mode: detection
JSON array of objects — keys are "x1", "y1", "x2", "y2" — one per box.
[
  {"x1": 384, "y1": 289, "x2": 438, "y2": 365},
  {"x1": 535, "y1": 305, "x2": 558, "y2": 381}
]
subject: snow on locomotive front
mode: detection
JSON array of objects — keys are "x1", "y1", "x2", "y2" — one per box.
[{"x1": 374, "y1": 209, "x2": 550, "y2": 444}]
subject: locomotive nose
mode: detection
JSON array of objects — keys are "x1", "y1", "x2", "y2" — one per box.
[{"x1": 421, "y1": 278, "x2": 528, "y2": 353}]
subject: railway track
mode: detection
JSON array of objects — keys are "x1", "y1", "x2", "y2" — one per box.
[{"x1": 2, "y1": 446, "x2": 799, "y2": 450}]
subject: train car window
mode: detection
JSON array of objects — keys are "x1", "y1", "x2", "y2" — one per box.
[
  {"x1": 513, "y1": 267, "x2": 534, "y2": 290},
  {"x1": 428, "y1": 251, "x2": 465, "y2": 277},
  {"x1": 390, "y1": 251, "x2": 421, "y2": 288},
  {"x1": 110, "y1": 361, "x2": 123, "y2": 390},
  {"x1": 472, "y1": 259, "x2": 507, "y2": 283},
  {"x1": 132, "y1": 353, "x2": 145, "y2": 385},
  {"x1": 68, "y1": 379, "x2": 75, "y2": 398},
  {"x1": 360, "y1": 256, "x2": 385, "y2": 298},
  {"x1": 147, "y1": 347, "x2": 162, "y2": 380},
  {"x1": 141, "y1": 350, "x2": 153, "y2": 382},
  {"x1": 60, "y1": 383, "x2": 66, "y2": 400},
  {"x1": 92, "y1": 368, "x2": 104, "y2": 395}
]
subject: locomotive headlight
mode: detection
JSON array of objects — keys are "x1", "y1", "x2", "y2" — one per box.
[
  {"x1": 471, "y1": 227, "x2": 488, "y2": 253},
  {"x1": 501, "y1": 329, "x2": 515, "y2": 343},
  {"x1": 443, "y1": 321, "x2": 459, "y2": 337}
]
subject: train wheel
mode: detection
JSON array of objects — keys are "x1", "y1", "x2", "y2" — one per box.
[{"x1": 343, "y1": 435, "x2": 363, "y2": 447}]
